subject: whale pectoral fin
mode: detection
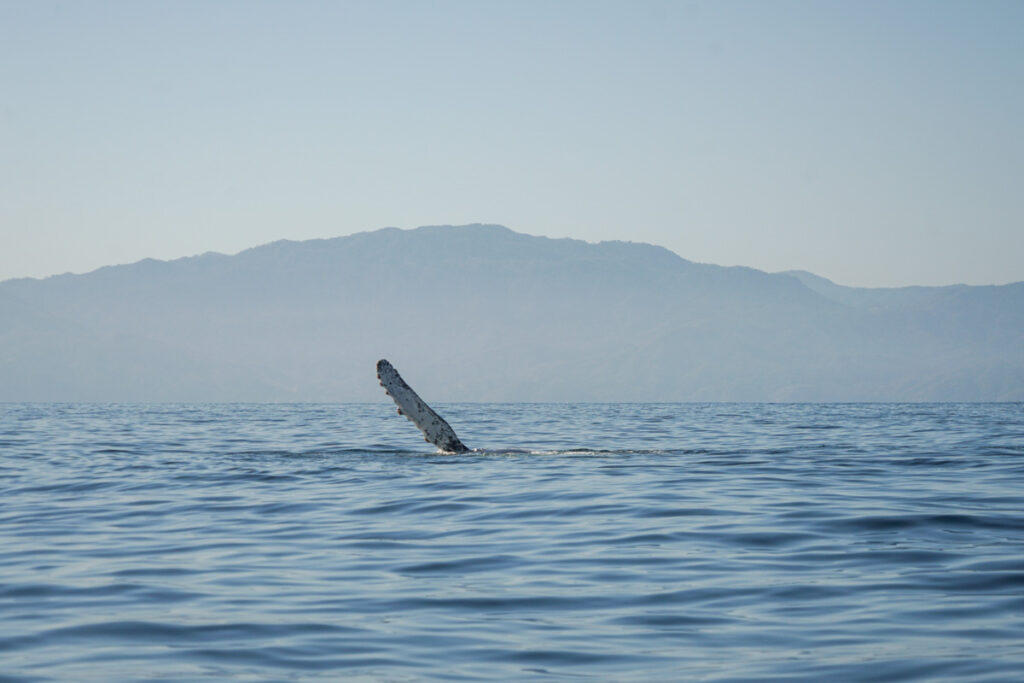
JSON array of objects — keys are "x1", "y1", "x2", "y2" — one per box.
[{"x1": 376, "y1": 359, "x2": 469, "y2": 454}]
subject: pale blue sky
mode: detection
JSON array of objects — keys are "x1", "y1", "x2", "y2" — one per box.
[{"x1": 2, "y1": 0, "x2": 1021, "y2": 287}]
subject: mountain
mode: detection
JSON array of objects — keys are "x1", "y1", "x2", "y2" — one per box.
[{"x1": 2, "y1": 224, "x2": 1022, "y2": 401}]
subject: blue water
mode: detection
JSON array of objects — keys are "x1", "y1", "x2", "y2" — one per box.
[{"x1": 1, "y1": 403, "x2": 1022, "y2": 681}]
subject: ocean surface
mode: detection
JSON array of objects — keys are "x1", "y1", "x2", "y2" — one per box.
[{"x1": 1, "y1": 402, "x2": 1022, "y2": 682}]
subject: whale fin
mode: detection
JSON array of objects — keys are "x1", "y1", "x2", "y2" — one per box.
[{"x1": 377, "y1": 359, "x2": 469, "y2": 453}]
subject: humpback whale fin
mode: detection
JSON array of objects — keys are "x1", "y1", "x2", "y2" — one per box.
[{"x1": 377, "y1": 359, "x2": 469, "y2": 453}]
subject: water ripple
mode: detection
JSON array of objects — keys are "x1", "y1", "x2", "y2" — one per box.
[{"x1": 1, "y1": 402, "x2": 1022, "y2": 681}]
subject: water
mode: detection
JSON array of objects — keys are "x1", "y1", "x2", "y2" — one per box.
[{"x1": 1, "y1": 403, "x2": 1022, "y2": 682}]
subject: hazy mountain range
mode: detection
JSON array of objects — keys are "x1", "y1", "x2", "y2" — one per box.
[{"x1": 2, "y1": 224, "x2": 1022, "y2": 402}]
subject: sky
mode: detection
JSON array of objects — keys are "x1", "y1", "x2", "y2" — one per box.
[{"x1": 2, "y1": 0, "x2": 1022, "y2": 288}]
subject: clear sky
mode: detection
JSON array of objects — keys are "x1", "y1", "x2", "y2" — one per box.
[{"x1": 2, "y1": 0, "x2": 1021, "y2": 287}]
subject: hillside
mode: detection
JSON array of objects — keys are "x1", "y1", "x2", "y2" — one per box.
[{"x1": 2, "y1": 224, "x2": 1022, "y2": 401}]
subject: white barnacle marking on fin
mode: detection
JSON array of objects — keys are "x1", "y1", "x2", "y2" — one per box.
[{"x1": 376, "y1": 359, "x2": 469, "y2": 453}]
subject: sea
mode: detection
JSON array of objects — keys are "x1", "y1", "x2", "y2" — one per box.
[{"x1": 1, "y1": 402, "x2": 1022, "y2": 682}]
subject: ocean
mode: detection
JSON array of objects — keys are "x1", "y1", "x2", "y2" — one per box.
[{"x1": 1, "y1": 402, "x2": 1022, "y2": 681}]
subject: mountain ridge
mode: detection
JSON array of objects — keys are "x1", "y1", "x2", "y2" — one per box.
[{"x1": 2, "y1": 224, "x2": 1021, "y2": 401}]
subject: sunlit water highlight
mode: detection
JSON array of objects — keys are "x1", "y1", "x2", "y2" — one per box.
[{"x1": 1, "y1": 403, "x2": 1023, "y2": 681}]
